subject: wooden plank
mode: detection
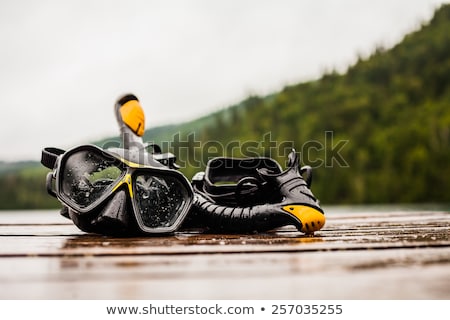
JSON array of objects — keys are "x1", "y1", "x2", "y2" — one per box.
[
  {"x1": 0, "y1": 248, "x2": 448, "y2": 299},
  {"x1": 0, "y1": 211, "x2": 448, "y2": 256},
  {"x1": 0, "y1": 209, "x2": 449, "y2": 299}
]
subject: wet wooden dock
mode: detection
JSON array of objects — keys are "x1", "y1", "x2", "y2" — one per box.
[{"x1": 0, "y1": 207, "x2": 449, "y2": 299}]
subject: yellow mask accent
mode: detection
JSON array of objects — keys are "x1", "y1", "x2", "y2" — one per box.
[
  {"x1": 120, "y1": 100, "x2": 145, "y2": 136},
  {"x1": 112, "y1": 173, "x2": 134, "y2": 198},
  {"x1": 282, "y1": 204, "x2": 325, "y2": 234}
]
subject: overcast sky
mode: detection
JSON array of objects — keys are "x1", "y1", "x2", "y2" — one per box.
[{"x1": 0, "y1": 0, "x2": 447, "y2": 161}]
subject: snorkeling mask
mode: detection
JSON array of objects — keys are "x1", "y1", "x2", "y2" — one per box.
[{"x1": 41, "y1": 94, "x2": 193, "y2": 235}]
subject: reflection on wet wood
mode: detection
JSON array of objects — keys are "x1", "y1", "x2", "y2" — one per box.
[{"x1": 0, "y1": 209, "x2": 449, "y2": 299}]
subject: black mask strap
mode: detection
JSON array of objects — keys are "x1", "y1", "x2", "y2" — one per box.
[{"x1": 41, "y1": 147, "x2": 65, "y2": 169}]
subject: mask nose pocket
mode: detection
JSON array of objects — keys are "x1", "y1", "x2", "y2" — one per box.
[
  {"x1": 68, "y1": 190, "x2": 132, "y2": 236},
  {"x1": 92, "y1": 189, "x2": 130, "y2": 235}
]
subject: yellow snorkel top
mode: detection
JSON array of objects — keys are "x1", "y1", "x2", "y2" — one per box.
[
  {"x1": 119, "y1": 99, "x2": 145, "y2": 137},
  {"x1": 114, "y1": 94, "x2": 146, "y2": 150}
]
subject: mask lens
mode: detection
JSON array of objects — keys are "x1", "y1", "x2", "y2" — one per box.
[
  {"x1": 61, "y1": 150, "x2": 123, "y2": 208},
  {"x1": 134, "y1": 172, "x2": 190, "y2": 229}
]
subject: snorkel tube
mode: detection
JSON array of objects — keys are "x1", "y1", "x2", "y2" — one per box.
[{"x1": 109, "y1": 94, "x2": 179, "y2": 169}]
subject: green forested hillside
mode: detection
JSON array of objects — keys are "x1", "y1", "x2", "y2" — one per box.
[
  {"x1": 156, "y1": 4, "x2": 450, "y2": 204},
  {"x1": 1, "y1": 4, "x2": 449, "y2": 209},
  {"x1": 0, "y1": 162, "x2": 60, "y2": 209}
]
